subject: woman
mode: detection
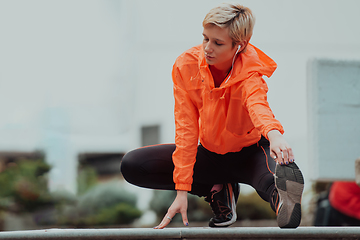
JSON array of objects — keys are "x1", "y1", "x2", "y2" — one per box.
[{"x1": 121, "y1": 3, "x2": 304, "y2": 229}]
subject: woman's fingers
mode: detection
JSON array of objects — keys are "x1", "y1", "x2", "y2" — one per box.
[
  {"x1": 154, "y1": 213, "x2": 174, "y2": 229},
  {"x1": 154, "y1": 190, "x2": 189, "y2": 229},
  {"x1": 288, "y1": 148, "x2": 295, "y2": 163},
  {"x1": 282, "y1": 148, "x2": 289, "y2": 164},
  {"x1": 273, "y1": 147, "x2": 294, "y2": 165}
]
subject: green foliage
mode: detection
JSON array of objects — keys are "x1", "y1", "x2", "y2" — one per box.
[
  {"x1": 149, "y1": 190, "x2": 174, "y2": 220},
  {"x1": 187, "y1": 196, "x2": 213, "y2": 222},
  {"x1": 0, "y1": 159, "x2": 52, "y2": 212},
  {"x1": 77, "y1": 166, "x2": 98, "y2": 195},
  {"x1": 77, "y1": 181, "x2": 137, "y2": 215},
  {"x1": 58, "y1": 181, "x2": 142, "y2": 226},
  {"x1": 78, "y1": 202, "x2": 142, "y2": 226},
  {"x1": 0, "y1": 158, "x2": 141, "y2": 227},
  {"x1": 236, "y1": 192, "x2": 276, "y2": 220}
]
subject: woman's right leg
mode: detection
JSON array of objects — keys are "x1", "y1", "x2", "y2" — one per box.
[
  {"x1": 120, "y1": 144, "x2": 176, "y2": 191},
  {"x1": 120, "y1": 144, "x2": 214, "y2": 197}
]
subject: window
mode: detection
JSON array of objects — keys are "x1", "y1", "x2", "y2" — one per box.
[{"x1": 141, "y1": 125, "x2": 160, "y2": 146}]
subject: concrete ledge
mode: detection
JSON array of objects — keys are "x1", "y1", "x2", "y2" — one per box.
[{"x1": 1, "y1": 227, "x2": 360, "y2": 240}]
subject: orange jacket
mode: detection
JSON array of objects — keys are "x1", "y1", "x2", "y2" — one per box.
[{"x1": 172, "y1": 43, "x2": 284, "y2": 191}]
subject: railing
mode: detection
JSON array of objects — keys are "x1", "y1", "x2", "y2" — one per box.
[{"x1": 0, "y1": 227, "x2": 360, "y2": 240}]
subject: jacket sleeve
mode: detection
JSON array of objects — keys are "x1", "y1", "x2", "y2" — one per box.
[
  {"x1": 172, "y1": 65, "x2": 200, "y2": 191},
  {"x1": 243, "y1": 73, "x2": 284, "y2": 138}
]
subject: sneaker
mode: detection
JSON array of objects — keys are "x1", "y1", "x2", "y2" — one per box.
[
  {"x1": 274, "y1": 162, "x2": 304, "y2": 228},
  {"x1": 205, "y1": 183, "x2": 240, "y2": 227}
]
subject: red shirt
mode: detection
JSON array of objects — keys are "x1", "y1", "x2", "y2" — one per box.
[{"x1": 329, "y1": 181, "x2": 360, "y2": 219}]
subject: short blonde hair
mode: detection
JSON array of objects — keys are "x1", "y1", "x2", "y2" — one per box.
[{"x1": 203, "y1": 3, "x2": 255, "y2": 46}]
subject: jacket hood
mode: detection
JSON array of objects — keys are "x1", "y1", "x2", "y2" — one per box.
[{"x1": 198, "y1": 43, "x2": 277, "y2": 87}]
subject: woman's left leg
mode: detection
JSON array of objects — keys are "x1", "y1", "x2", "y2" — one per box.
[
  {"x1": 229, "y1": 136, "x2": 278, "y2": 210},
  {"x1": 235, "y1": 136, "x2": 304, "y2": 228}
]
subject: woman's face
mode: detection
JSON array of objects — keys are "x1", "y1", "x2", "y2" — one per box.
[{"x1": 202, "y1": 25, "x2": 237, "y2": 71}]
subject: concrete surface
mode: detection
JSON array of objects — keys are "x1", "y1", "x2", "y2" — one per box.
[{"x1": 0, "y1": 227, "x2": 360, "y2": 240}]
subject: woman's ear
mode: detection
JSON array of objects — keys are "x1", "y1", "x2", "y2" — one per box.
[{"x1": 239, "y1": 39, "x2": 249, "y2": 52}]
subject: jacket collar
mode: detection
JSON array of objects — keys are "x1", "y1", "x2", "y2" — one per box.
[{"x1": 198, "y1": 43, "x2": 277, "y2": 88}]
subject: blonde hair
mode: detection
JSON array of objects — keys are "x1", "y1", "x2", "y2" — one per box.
[{"x1": 203, "y1": 3, "x2": 255, "y2": 46}]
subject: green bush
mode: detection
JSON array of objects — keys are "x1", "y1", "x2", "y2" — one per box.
[
  {"x1": 148, "y1": 190, "x2": 174, "y2": 220},
  {"x1": 77, "y1": 181, "x2": 137, "y2": 215},
  {"x1": 77, "y1": 166, "x2": 98, "y2": 195},
  {"x1": 81, "y1": 202, "x2": 142, "y2": 226},
  {"x1": 0, "y1": 159, "x2": 52, "y2": 212},
  {"x1": 0, "y1": 159, "x2": 142, "y2": 227},
  {"x1": 237, "y1": 192, "x2": 276, "y2": 220},
  {"x1": 58, "y1": 181, "x2": 142, "y2": 226}
]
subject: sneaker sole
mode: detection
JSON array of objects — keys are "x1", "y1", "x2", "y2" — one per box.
[
  {"x1": 209, "y1": 184, "x2": 237, "y2": 227},
  {"x1": 275, "y1": 162, "x2": 304, "y2": 228}
]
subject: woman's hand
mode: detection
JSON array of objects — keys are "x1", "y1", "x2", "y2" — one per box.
[
  {"x1": 154, "y1": 190, "x2": 189, "y2": 229},
  {"x1": 267, "y1": 130, "x2": 295, "y2": 165}
]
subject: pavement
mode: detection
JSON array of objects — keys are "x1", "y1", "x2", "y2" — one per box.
[{"x1": 0, "y1": 227, "x2": 360, "y2": 240}]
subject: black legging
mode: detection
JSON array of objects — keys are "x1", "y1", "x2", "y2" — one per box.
[{"x1": 120, "y1": 136, "x2": 277, "y2": 208}]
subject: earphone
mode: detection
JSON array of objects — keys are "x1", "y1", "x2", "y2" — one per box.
[
  {"x1": 225, "y1": 45, "x2": 242, "y2": 84},
  {"x1": 235, "y1": 45, "x2": 241, "y2": 54}
]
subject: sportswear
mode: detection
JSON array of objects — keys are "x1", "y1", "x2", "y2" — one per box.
[
  {"x1": 205, "y1": 183, "x2": 240, "y2": 227},
  {"x1": 275, "y1": 162, "x2": 304, "y2": 228},
  {"x1": 172, "y1": 44, "x2": 284, "y2": 191}
]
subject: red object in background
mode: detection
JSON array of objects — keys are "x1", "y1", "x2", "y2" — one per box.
[{"x1": 329, "y1": 181, "x2": 360, "y2": 220}]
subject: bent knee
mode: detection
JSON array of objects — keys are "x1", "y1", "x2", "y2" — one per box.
[{"x1": 120, "y1": 150, "x2": 139, "y2": 184}]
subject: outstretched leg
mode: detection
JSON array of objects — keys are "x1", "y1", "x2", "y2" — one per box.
[{"x1": 274, "y1": 162, "x2": 304, "y2": 228}]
